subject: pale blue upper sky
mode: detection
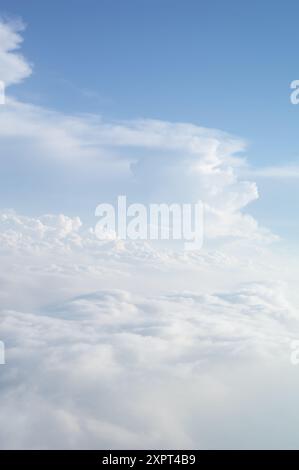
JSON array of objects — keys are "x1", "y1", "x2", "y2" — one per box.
[{"x1": 1, "y1": 0, "x2": 299, "y2": 240}]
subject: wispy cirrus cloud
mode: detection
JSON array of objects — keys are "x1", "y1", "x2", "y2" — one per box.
[
  {"x1": 0, "y1": 18, "x2": 32, "y2": 86},
  {"x1": 240, "y1": 165, "x2": 299, "y2": 179}
]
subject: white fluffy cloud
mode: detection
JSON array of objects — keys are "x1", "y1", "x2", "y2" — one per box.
[
  {"x1": 0, "y1": 279, "x2": 297, "y2": 449},
  {"x1": 0, "y1": 210, "x2": 298, "y2": 449},
  {"x1": 0, "y1": 99, "x2": 274, "y2": 243}
]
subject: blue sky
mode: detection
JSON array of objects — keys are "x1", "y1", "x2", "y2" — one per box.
[
  {"x1": 1, "y1": 0, "x2": 299, "y2": 240},
  {"x1": 2, "y1": 0, "x2": 299, "y2": 164},
  {"x1": 1, "y1": 0, "x2": 299, "y2": 241}
]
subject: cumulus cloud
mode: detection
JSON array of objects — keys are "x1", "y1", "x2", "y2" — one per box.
[
  {"x1": 0, "y1": 283, "x2": 297, "y2": 449},
  {"x1": 0, "y1": 99, "x2": 274, "y2": 243},
  {"x1": 0, "y1": 210, "x2": 297, "y2": 449},
  {"x1": 0, "y1": 280, "x2": 297, "y2": 449}
]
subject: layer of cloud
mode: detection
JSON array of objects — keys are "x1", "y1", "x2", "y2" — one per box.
[
  {"x1": 0, "y1": 210, "x2": 298, "y2": 449},
  {"x1": 0, "y1": 282, "x2": 297, "y2": 449}
]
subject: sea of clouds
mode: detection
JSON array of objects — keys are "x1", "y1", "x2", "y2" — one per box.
[{"x1": 0, "y1": 19, "x2": 299, "y2": 449}]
